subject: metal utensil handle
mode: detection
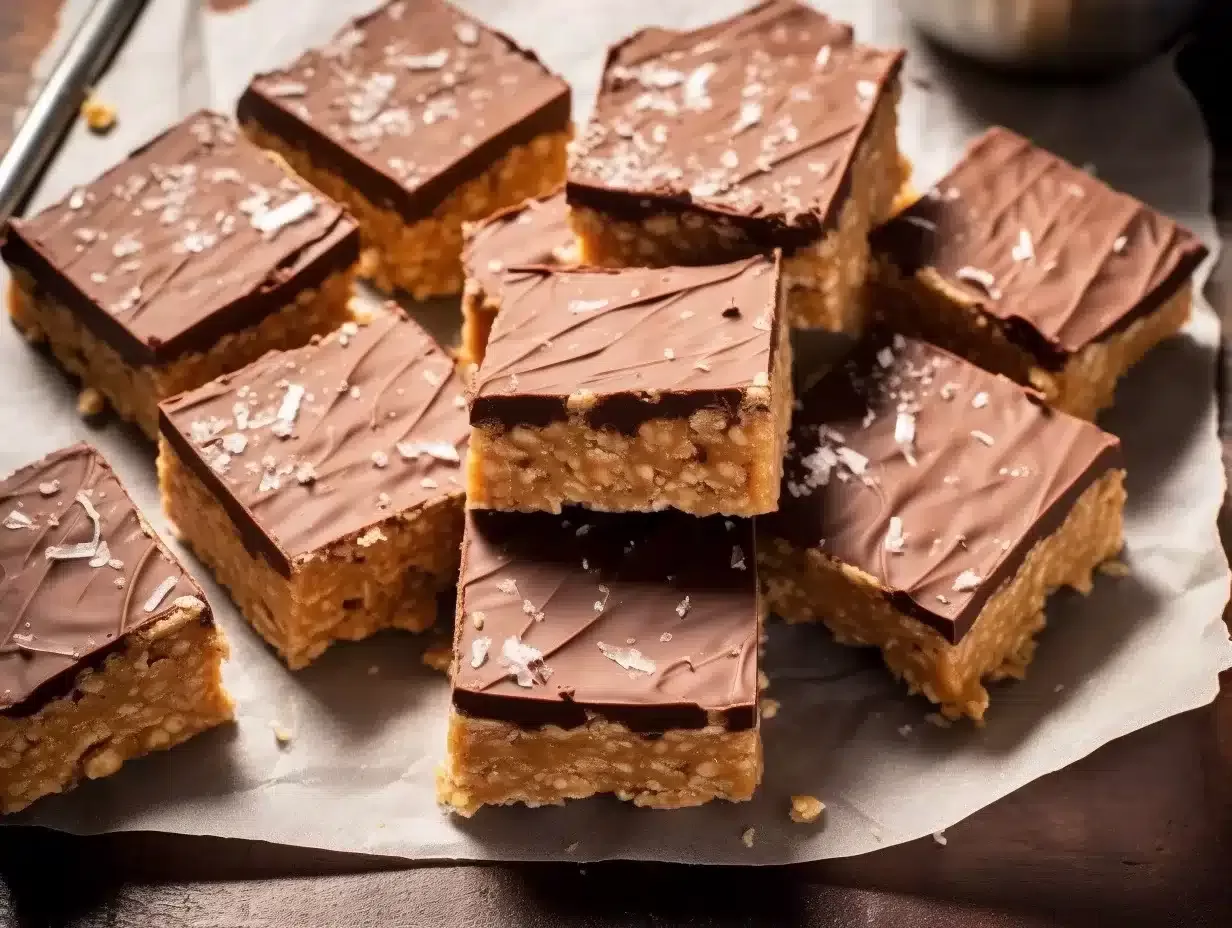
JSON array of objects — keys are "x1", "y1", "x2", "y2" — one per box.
[{"x1": 0, "y1": 0, "x2": 150, "y2": 223}]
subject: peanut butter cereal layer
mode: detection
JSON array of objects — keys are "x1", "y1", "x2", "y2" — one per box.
[
  {"x1": 439, "y1": 508, "x2": 762, "y2": 816},
  {"x1": 760, "y1": 335, "x2": 1125, "y2": 721},
  {"x1": 567, "y1": 0, "x2": 906, "y2": 332},
  {"x1": 870, "y1": 127, "x2": 1208, "y2": 419},
  {"x1": 467, "y1": 254, "x2": 792, "y2": 517},
  {"x1": 157, "y1": 305, "x2": 468, "y2": 669},
  {"x1": 1, "y1": 444, "x2": 232, "y2": 813},
  {"x1": 238, "y1": 0, "x2": 571, "y2": 299},
  {"x1": 1, "y1": 111, "x2": 359, "y2": 440}
]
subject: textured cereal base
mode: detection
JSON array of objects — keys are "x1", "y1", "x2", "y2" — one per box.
[
  {"x1": 8, "y1": 267, "x2": 353, "y2": 440},
  {"x1": 0, "y1": 599, "x2": 232, "y2": 814},
  {"x1": 158, "y1": 440, "x2": 460, "y2": 669},
  {"x1": 760, "y1": 470, "x2": 1127, "y2": 721},
  {"x1": 243, "y1": 122, "x2": 570, "y2": 299},
  {"x1": 438, "y1": 709, "x2": 761, "y2": 817}
]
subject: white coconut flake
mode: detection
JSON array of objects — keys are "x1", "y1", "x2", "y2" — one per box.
[
  {"x1": 903, "y1": 215, "x2": 936, "y2": 232},
  {"x1": 732, "y1": 101, "x2": 762, "y2": 134},
  {"x1": 731, "y1": 545, "x2": 746, "y2": 570},
  {"x1": 836, "y1": 446, "x2": 868, "y2": 475},
  {"x1": 855, "y1": 79, "x2": 878, "y2": 101},
  {"x1": 970, "y1": 392, "x2": 990, "y2": 410},
  {"x1": 265, "y1": 81, "x2": 307, "y2": 98},
  {"x1": 251, "y1": 193, "x2": 317, "y2": 236},
  {"x1": 454, "y1": 22, "x2": 479, "y2": 45},
  {"x1": 1113, "y1": 235, "x2": 1128, "y2": 254},
  {"x1": 3, "y1": 509, "x2": 33, "y2": 529},
  {"x1": 568, "y1": 298, "x2": 608, "y2": 313},
  {"x1": 402, "y1": 49, "x2": 449, "y2": 70},
  {"x1": 597, "y1": 641, "x2": 656, "y2": 675},
  {"x1": 952, "y1": 569, "x2": 982, "y2": 592},
  {"x1": 497, "y1": 578, "x2": 519, "y2": 596},
  {"x1": 276, "y1": 383, "x2": 306, "y2": 430},
  {"x1": 683, "y1": 62, "x2": 717, "y2": 111},
  {"x1": 396, "y1": 440, "x2": 460, "y2": 463},
  {"x1": 470, "y1": 636, "x2": 491, "y2": 668},
  {"x1": 814, "y1": 45, "x2": 832, "y2": 68},
  {"x1": 45, "y1": 493, "x2": 102, "y2": 560},
  {"x1": 676, "y1": 596, "x2": 691, "y2": 618},
  {"x1": 221, "y1": 432, "x2": 248, "y2": 454},
  {"x1": 884, "y1": 516, "x2": 905, "y2": 554},
  {"x1": 970, "y1": 429, "x2": 995, "y2": 446},
  {"x1": 955, "y1": 266, "x2": 1002, "y2": 300},
  {"x1": 143, "y1": 575, "x2": 179, "y2": 613},
  {"x1": 1010, "y1": 228, "x2": 1035, "y2": 262},
  {"x1": 876, "y1": 347, "x2": 894, "y2": 368},
  {"x1": 88, "y1": 540, "x2": 112, "y2": 569},
  {"x1": 894, "y1": 411, "x2": 916, "y2": 465},
  {"x1": 501, "y1": 636, "x2": 549, "y2": 687}
]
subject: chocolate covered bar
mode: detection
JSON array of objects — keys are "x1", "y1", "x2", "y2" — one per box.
[
  {"x1": 460, "y1": 190, "x2": 576, "y2": 367},
  {"x1": 157, "y1": 305, "x2": 467, "y2": 669},
  {"x1": 870, "y1": 127, "x2": 1208, "y2": 419},
  {"x1": 760, "y1": 335, "x2": 1125, "y2": 721},
  {"x1": 0, "y1": 444, "x2": 233, "y2": 813},
  {"x1": 439, "y1": 508, "x2": 762, "y2": 816},
  {"x1": 466, "y1": 254, "x2": 792, "y2": 517},
  {"x1": 568, "y1": 0, "x2": 905, "y2": 332},
  {"x1": 238, "y1": 0, "x2": 571, "y2": 299},
  {"x1": 1, "y1": 111, "x2": 359, "y2": 440}
]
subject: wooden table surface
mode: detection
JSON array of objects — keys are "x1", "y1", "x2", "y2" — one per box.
[{"x1": 1, "y1": 3, "x2": 1231, "y2": 926}]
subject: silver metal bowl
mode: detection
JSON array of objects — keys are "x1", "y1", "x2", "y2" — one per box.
[{"x1": 897, "y1": 0, "x2": 1207, "y2": 76}]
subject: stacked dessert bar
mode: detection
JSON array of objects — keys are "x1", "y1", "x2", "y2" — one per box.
[{"x1": 0, "y1": 0, "x2": 1209, "y2": 818}]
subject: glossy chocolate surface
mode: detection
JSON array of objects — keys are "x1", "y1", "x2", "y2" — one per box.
[
  {"x1": 873, "y1": 126, "x2": 1208, "y2": 366},
  {"x1": 462, "y1": 191, "x2": 575, "y2": 298},
  {"x1": 471, "y1": 254, "x2": 782, "y2": 431},
  {"x1": 239, "y1": 0, "x2": 571, "y2": 222},
  {"x1": 452, "y1": 507, "x2": 759, "y2": 732},
  {"x1": 568, "y1": 0, "x2": 902, "y2": 248},
  {"x1": 765, "y1": 335, "x2": 1122, "y2": 643},
  {"x1": 1, "y1": 111, "x2": 358, "y2": 365},
  {"x1": 159, "y1": 305, "x2": 468, "y2": 576},
  {"x1": 1, "y1": 444, "x2": 208, "y2": 715}
]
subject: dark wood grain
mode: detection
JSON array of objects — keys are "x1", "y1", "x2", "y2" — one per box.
[{"x1": 1, "y1": 3, "x2": 1232, "y2": 926}]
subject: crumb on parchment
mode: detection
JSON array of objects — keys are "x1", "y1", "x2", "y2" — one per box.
[
  {"x1": 789, "y1": 795, "x2": 825, "y2": 824},
  {"x1": 81, "y1": 95, "x2": 116, "y2": 133},
  {"x1": 740, "y1": 826, "x2": 755, "y2": 848},
  {"x1": 77, "y1": 387, "x2": 106, "y2": 418}
]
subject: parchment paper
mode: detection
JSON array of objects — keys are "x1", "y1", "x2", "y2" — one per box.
[{"x1": 3, "y1": 0, "x2": 1230, "y2": 865}]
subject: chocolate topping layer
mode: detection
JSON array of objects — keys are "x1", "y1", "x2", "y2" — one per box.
[
  {"x1": 471, "y1": 254, "x2": 783, "y2": 431},
  {"x1": 1, "y1": 444, "x2": 209, "y2": 715},
  {"x1": 1, "y1": 111, "x2": 359, "y2": 365},
  {"x1": 764, "y1": 335, "x2": 1122, "y2": 643},
  {"x1": 873, "y1": 126, "x2": 1209, "y2": 367},
  {"x1": 159, "y1": 305, "x2": 468, "y2": 576},
  {"x1": 462, "y1": 191, "x2": 575, "y2": 298},
  {"x1": 238, "y1": 0, "x2": 571, "y2": 222},
  {"x1": 568, "y1": 0, "x2": 903, "y2": 248},
  {"x1": 453, "y1": 508, "x2": 759, "y2": 732}
]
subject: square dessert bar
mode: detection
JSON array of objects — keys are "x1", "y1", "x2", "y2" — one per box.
[
  {"x1": 467, "y1": 254, "x2": 792, "y2": 517},
  {"x1": 460, "y1": 190, "x2": 576, "y2": 367},
  {"x1": 1, "y1": 111, "x2": 359, "y2": 441},
  {"x1": 0, "y1": 444, "x2": 233, "y2": 813},
  {"x1": 157, "y1": 305, "x2": 468, "y2": 669},
  {"x1": 439, "y1": 508, "x2": 762, "y2": 816},
  {"x1": 760, "y1": 335, "x2": 1125, "y2": 722},
  {"x1": 567, "y1": 0, "x2": 905, "y2": 332},
  {"x1": 238, "y1": 0, "x2": 572, "y2": 299},
  {"x1": 870, "y1": 126, "x2": 1208, "y2": 419}
]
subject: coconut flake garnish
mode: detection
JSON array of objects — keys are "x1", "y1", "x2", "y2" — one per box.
[
  {"x1": 894, "y1": 411, "x2": 917, "y2": 466},
  {"x1": 402, "y1": 49, "x2": 449, "y2": 70},
  {"x1": 676, "y1": 596, "x2": 691, "y2": 618},
  {"x1": 593, "y1": 584, "x2": 611, "y2": 614},
  {"x1": 597, "y1": 641, "x2": 656, "y2": 675},
  {"x1": 501, "y1": 636, "x2": 550, "y2": 687},
  {"x1": 251, "y1": 193, "x2": 316, "y2": 236},
  {"x1": 265, "y1": 81, "x2": 307, "y2": 98},
  {"x1": 222, "y1": 432, "x2": 248, "y2": 454},
  {"x1": 683, "y1": 62, "x2": 717, "y2": 110},
  {"x1": 952, "y1": 570, "x2": 982, "y2": 593},
  {"x1": 45, "y1": 493, "x2": 103, "y2": 561},
  {"x1": 88, "y1": 540, "x2": 112, "y2": 569},
  {"x1": 3, "y1": 509, "x2": 33, "y2": 529},
  {"x1": 956, "y1": 266, "x2": 1002, "y2": 300},
  {"x1": 731, "y1": 545, "x2": 746, "y2": 570},
  {"x1": 143, "y1": 575, "x2": 179, "y2": 613},
  {"x1": 884, "y1": 517, "x2": 905, "y2": 554},
  {"x1": 903, "y1": 215, "x2": 936, "y2": 232},
  {"x1": 814, "y1": 45, "x2": 832, "y2": 68},
  {"x1": 568, "y1": 298, "x2": 608, "y2": 313},
  {"x1": 396, "y1": 440, "x2": 460, "y2": 463},
  {"x1": 454, "y1": 22, "x2": 479, "y2": 45},
  {"x1": 276, "y1": 383, "x2": 305, "y2": 431},
  {"x1": 855, "y1": 79, "x2": 878, "y2": 102},
  {"x1": 876, "y1": 347, "x2": 895, "y2": 368},
  {"x1": 497, "y1": 578, "x2": 519, "y2": 596},
  {"x1": 970, "y1": 429, "x2": 995, "y2": 447},
  {"x1": 732, "y1": 101, "x2": 762, "y2": 134},
  {"x1": 470, "y1": 637, "x2": 491, "y2": 668},
  {"x1": 971, "y1": 392, "x2": 989, "y2": 409},
  {"x1": 1113, "y1": 235, "x2": 1128, "y2": 254},
  {"x1": 836, "y1": 446, "x2": 868, "y2": 475},
  {"x1": 1010, "y1": 228, "x2": 1035, "y2": 262}
]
